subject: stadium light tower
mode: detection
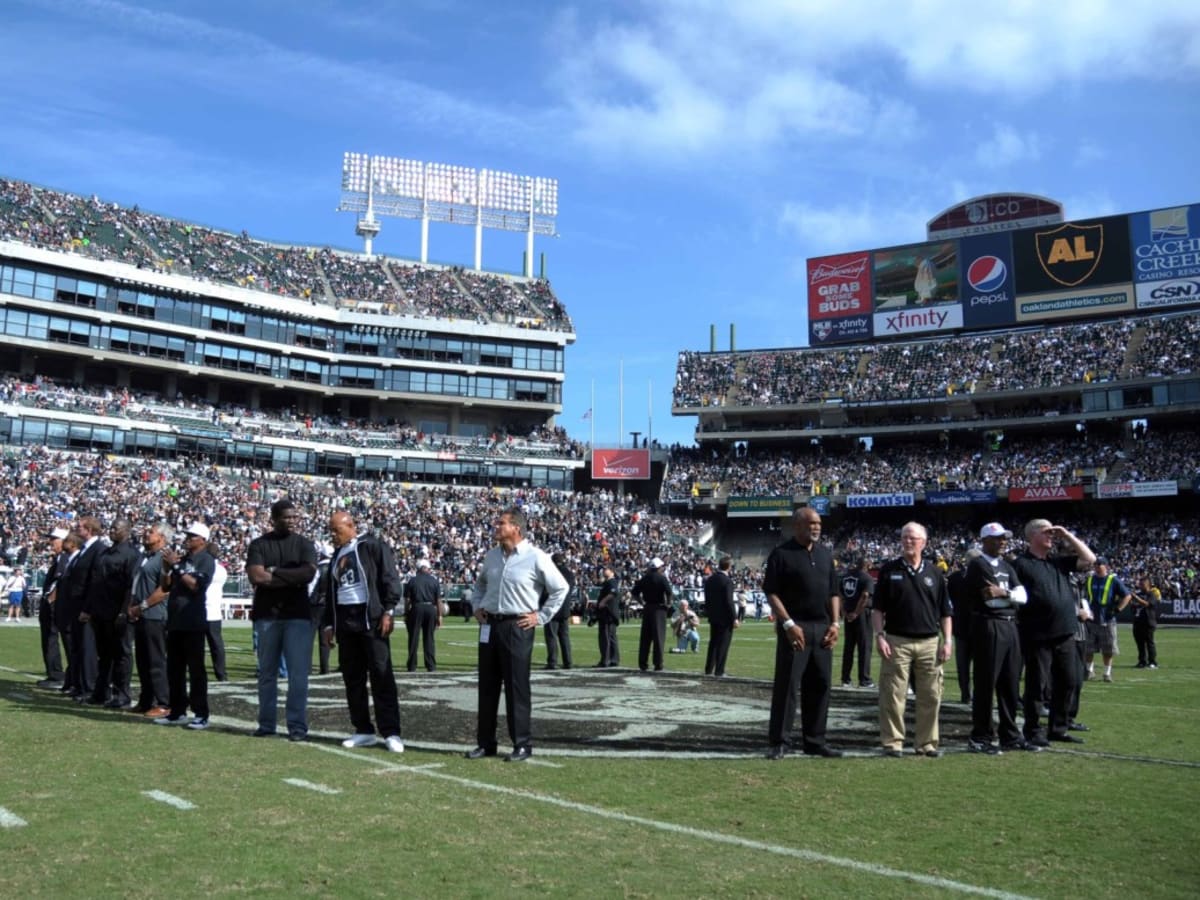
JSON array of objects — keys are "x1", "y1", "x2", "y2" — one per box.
[{"x1": 337, "y1": 153, "x2": 558, "y2": 276}]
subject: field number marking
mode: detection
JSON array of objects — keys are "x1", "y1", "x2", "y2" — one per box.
[
  {"x1": 283, "y1": 778, "x2": 341, "y2": 795},
  {"x1": 142, "y1": 790, "x2": 196, "y2": 810},
  {"x1": 0, "y1": 806, "x2": 28, "y2": 828}
]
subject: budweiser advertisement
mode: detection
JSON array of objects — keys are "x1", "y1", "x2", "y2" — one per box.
[
  {"x1": 1008, "y1": 485, "x2": 1084, "y2": 503},
  {"x1": 591, "y1": 448, "x2": 651, "y2": 480}
]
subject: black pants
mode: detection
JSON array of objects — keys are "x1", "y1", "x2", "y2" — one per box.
[
  {"x1": 1133, "y1": 620, "x2": 1157, "y2": 666},
  {"x1": 954, "y1": 627, "x2": 972, "y2": 702},
  {"x1": 310, "y1": 604, "x2": 331, "y2": 673},
  {"x1": 597, "y1": 616, "x2": 619, "y2": 666},
  {"x1": 337, "y1": 626, "x2": 401, "y2": 737},
  {"x1": 544, "y1": 617, "x2": 572, "y2": 668},
  {"x1": 768, "y1": 621, "x2": 832, "y2": 752},
  {"x1": 638, "y1": 606, "x2": 668, "y2": 670},
  {"x1": 406, "y1": 603, "x2": 438, "y2": 671},
  {"x1": 705, "y1": 623, "x2": 734, "y2": 676},
  {"x1": 39, "y1": 601, "x2": 64, "y2": 682},
  {"x1": 66, "y1": 620, "x2": 98, "y2": 696},
  {"x1": 91, "y1": 616, "x2": 133, "y2": 705},
  {"x1": 1067, "y1": 637, "x2": 1087, "y2": 721},
  {"x1": 134, "y1": 617, "x2": 169, "y2": 708},
  {"x1": 167, "y1": 630, "x2": 208, "y2": 719},
  {"x1": 841, "y1": 614, "x2": 873, "y2": 684},
  {"x1": 971, "y1": 617, "x2": 1021, "y2": 745},
  {"x1": 1022, "y1": 633, "x2": 1077, "y2": 741},
  {"x1": 206, "y1": 620, "x2": 227, "y2": 681},
  {"x1": 477, "y1": 617, "x2": 535, "y2": 751}
]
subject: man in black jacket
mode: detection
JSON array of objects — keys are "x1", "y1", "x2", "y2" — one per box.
[
  {"x1": 404, "y1": 559, "x2": 443, "y2": 672},
  {"x1": 543, "y1": 552, "x2": 574, "y2": 670},
  {"x1": 35, "y1": 527, "x2": 68, "y2": 688},
  {"x1": 633, "y1": 557, "x2": 673, "y2": 672},
  {"x1": 155, "y1": 522, "x2": 216, "y2": 729},
  {"x1": 84, "y1": 518, "x2": 141, "y2": 708},
  {"x1": 1012, "y1": 518, "x2": 1096, "y2": 747},
  {"x1": 703, "y1": 557, "x2": 739, "y2": 677},
  {"x1": 61, "y1": 517, "x2": 104, "y2": 701},
  {"x1": 838, "y1": 556, "x2": 876, "y2": 688},
  {"x1": 246, "y1": 498, "x2": 319, "y2": 741},
  {"x1": 323, "y1": 511, "x2": 405, "y2": 753},
  {"x1": 594, "y1": 567, "x2": 621, "y2": 667}
]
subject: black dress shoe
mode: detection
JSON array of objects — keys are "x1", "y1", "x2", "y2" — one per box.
[
  {"x1": 103, "y1": 698, "x2": 131, "y2": 710},
  {"x1": 1049, "y1": 733, "x2": 1085, "y2": 744},
  {"x1": 805, "y1": 746, "x2": 844, "y2": 758},
  {"x1": 505, "y1": 746, "x2": 532, "y2": 763},
  {"x1": 1068, "y1": 722, "x2": 1090, "y2": 732},
  {"x1": 464, "y1": 746, "x2": 497, "y2": 759},
  {"x1": 883, "y1": 748, "x2": 904, "y2": 758},
  {"x1": 766, "y1": 745, "x2": 786, "y2": 760},
  {"x1": 543, "y1": 664, "x2": 558, "y2": 670}
]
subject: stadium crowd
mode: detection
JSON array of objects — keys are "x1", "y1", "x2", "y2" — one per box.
[
  {"x1": 0, "y1": 177, "x2": 572, "y2": 331},
  {"x1": 0, "y1": 376, "x2": 584, "y2": 459},
  {"x1": 662, "y1": 432, "x2": 1200, "y2": 499},
  {"x1": 674, "y1": 310, "x2": 1200, "y2": 408},
  {"x1": 2, "y1": 445, "x2": 1197, "y2": 610}
]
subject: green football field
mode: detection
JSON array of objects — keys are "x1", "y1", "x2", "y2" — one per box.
[{"x1": 0, "y1": 620, "x2": 1196, "y2": 899}]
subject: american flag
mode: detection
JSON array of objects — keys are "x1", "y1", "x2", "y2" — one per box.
[{"x1": 581, "y1": 408, "x2": 592, "y2": 421}]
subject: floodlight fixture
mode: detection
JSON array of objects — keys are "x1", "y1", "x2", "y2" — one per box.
[{"x1": 337, "y1": 152, "x2": 559, "y2": 275}]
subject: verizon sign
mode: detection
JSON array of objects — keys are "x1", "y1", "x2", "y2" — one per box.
[
  {"x1": 1008, "y1": 485, "x2": 1084, "y2": 503},
  {"x1": 592, "y1": 448, "x2": 651, "y2": 480},
  {"x1": 928, "y1": 193, "x2": 1064, "y2": 240}
]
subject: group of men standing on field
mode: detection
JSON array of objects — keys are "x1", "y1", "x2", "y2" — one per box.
[
  {"x1": 32, "y1": 498, "x2": 1145, "y2": 762},
  {"x1": 762, "y1": 507, "x2": 1108, "y2": 759}
]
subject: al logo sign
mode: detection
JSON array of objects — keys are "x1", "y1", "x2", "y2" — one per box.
[{"x1": 1036, "y1": 222, "x2": 1104, "y2": 287}]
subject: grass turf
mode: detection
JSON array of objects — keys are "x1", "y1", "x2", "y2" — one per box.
[{"x1": 0, "y1": 620, "x2": 1196, "y2": 898}]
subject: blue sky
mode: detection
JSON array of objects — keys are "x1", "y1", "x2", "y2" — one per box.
[{"x1": 2, "y1": 0, "x2": 1198, "y2": 448}]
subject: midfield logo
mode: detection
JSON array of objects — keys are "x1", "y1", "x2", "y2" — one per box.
[{"x1": 1036, "y1": 222, "x2": 1104, "y2": 287}]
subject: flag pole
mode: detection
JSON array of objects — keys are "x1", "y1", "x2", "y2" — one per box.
[{"x1": 619, "y1": 360, "x2": 624, "y2": 448}]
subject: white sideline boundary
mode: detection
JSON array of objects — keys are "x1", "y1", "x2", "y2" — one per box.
[
  {"x1": 142, "y1": 790, "x2": 195, "y2": 811},
  {"x1": 308, "y1": 742, "x2": 1034, "y2": 899},
  {"x1": 0, "y1": 806, "x2": 28, "y2": 828}
]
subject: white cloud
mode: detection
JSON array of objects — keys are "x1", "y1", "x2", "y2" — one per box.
[
  {"x1": 552, "y1": 1, "x2": 1200, "y2": 161},
  {"x1": 975, "y1": 123, "x2": 1042, "y2": 169},
  {"x1": 778, "y1": 200, "x2": 928, "y2": 255}
]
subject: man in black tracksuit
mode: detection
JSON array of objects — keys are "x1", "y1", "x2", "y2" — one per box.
[
  {"x1": 703, "y1": 556, "x2": 739, "y2": 677},
  {"x1": 594, "y1": 567, "x2": 621, "y2": 667},
  {"x1": 965, "y1": 524, "x2": 1029, "y2": 753},
  {"x1": 1012, "y1": 518, "x2": 1096, "y2": 747},
  {"x1": 838, "y1": 556, "x2": 875, "y2": 688},
  {"x1": 543, "y1": 553, "x2": 574, "y2": 670},
  {"x1": 404, "y1": 559, "x2": 443, "y2": 672},
  {"x1": 323, "y1": 511, "x2": 404, "y2": 751},
  {"x1": 633, "y1": 557, "x2": 673, "y2": 671}
]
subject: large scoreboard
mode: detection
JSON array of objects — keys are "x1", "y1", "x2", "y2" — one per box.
[{"x1": 806, "y1": 198, "x2": 1200, "y2": 345}]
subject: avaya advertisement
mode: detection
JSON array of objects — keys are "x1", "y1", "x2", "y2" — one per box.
[
  {"x1": 959, "y1": 232, "x2": 1017, "y2": 328},
  {"x1": 591, "y1": 448, "x2": 651, "y2": 480}
]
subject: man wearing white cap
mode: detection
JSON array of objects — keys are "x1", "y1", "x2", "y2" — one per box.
[
  {"x1": 156, "y1": 521, "x2": 216, "y2": 729},
  {"x1": 403, "y1": 559, "x2": 443, "y2": 672},
  {"x1": 632, "y1": 556, "x2": 673, "y2": 672},
  {"x1": 36, "y1": 527, "x2": 69, "y2": 687},
  {"x1": 965, "y1": 523, "x2": 1030, "y2": 754}
]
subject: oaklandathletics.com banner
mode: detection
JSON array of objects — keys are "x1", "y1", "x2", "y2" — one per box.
[{"x1": 591, "y1": 448, "x2": 651, "y2": 480}]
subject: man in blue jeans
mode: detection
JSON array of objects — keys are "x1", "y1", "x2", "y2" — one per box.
[{"x1": 246, "y1": 498, "x2": 319, "y2": 741}]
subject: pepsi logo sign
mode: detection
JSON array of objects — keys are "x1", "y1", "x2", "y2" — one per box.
[{"x1": 967, "y1": 255, "x2": 1007, "y2": 293}]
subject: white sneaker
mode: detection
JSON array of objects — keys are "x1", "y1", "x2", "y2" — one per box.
[
  {"x1": 154, "y1": 714, "x2": 190, "y2": 725},
  {"x1": 186, "y1": 717, "x2": 209, "y2": 730},
  {"x1": 342, "y1": 733, "x2": 378, "y2": 748},
  {"x1": 384, "y1": 735, "x2": 405, "y2": 753}
]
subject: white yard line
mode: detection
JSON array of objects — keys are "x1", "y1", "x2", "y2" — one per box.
[
  {"x1": 309, "y1": 743, "x2": 1035, "y2": 900},
  {"x1": 282, "y1": 778, "x2": 341, "y2": 795},
  {"x1": 142, "y1": 790, "x2": 196, "y2": 811},
  {"x1": 0, "y1": 806, "x2": 28, "y2": 828}
]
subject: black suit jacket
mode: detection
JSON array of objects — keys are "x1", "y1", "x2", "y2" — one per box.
[
  {"x1": 596, "y1": 577, "x2": 621, "y2": 623},
  {"x1": 56, "y1": 539, "x2": 103, "y2": 630},
  {"x1": 703, "y1": 570, "x2": 737, "y2": 627}
]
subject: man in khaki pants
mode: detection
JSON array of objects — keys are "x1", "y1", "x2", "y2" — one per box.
[{"x1": 871, "y1": 522, "x2": 953, "y2": 757}]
